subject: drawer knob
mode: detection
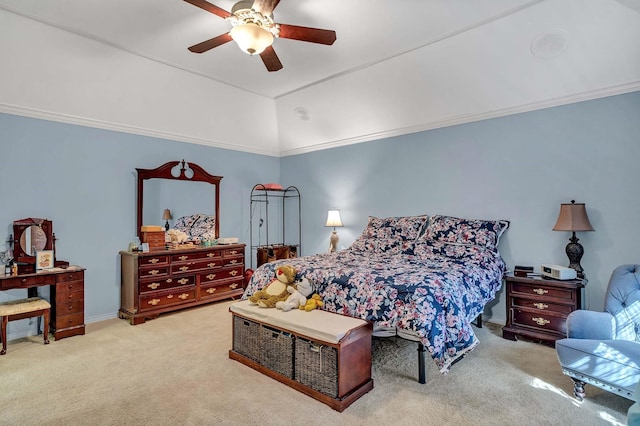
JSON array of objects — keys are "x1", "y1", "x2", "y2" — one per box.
[
  {"x1": 180, "y1": 266, "x2": 189, "y2": 272},
  {"x1": 68, "y1": 284, "x2": 74, "y2": 289},
  {"x1": 532, "y1": 317, "x2": 550, "y2": 326},
  {"x1": 178, "y1": 293, "x2": 189, "y2": 300},
  {"x1": 148, "y1": 283, "x2": 160, "y2": 290},
  {"x1": 148, "y1": 299, "x2": 160, "y2": 306},
  {"x1": 229, "y1": 260, "x2": 238, "y2": 264},
  {"x1": 532, "y1": 288, "x2": 548, "y2": 295},
  {"x1": 533, "y1": 302, "x2": 549, "y2": 310},
  {"x1": 207, "y1": 253, "x2": 217, "y2": 258},
  {"x1": 208, "y1": 263, "x2": 217, "y2": 268},
  {"x1": 149, "y1": 258, "x2": 160, "y2": 264},
  {"x1": 180, "y1": 256, "x2": 188, "y2": 261},
  {"x1": 167, "y1": 294, "x2": 174, "y2": 299},
  {"x1": 230, "y1": 250, "x2": 237, "y2": 255},
  {"x1": 178, "y1": 278, "x2": 189, "y2": 285},
  {"x1": 229, "y1": 270, "x2": 238, "y2": 276},
  {"x1": 148, "y1": 270, "x2": 160, "y2": 276},
  {"x1": 206, "y1": 288, "x2": 217, "y2": 294},
  {"x1": 230, "y1": 283, "x2": 238, "y2": 289},
  {"x1": 207, "y1": 274, "x2": 216, "y2": 280}
]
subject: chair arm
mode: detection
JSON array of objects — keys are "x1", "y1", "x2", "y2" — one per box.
[{"x1": 565, "y1": 310, "x2": 615, "y2": 339}]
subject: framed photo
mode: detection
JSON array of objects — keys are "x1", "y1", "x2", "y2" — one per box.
[{"x1": 36, "y1": 250, "x2": 54, "y2": 270}]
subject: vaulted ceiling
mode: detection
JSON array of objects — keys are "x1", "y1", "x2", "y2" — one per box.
[{"x1": 1, "y1": 0, "x2": 639, "y2": 156}]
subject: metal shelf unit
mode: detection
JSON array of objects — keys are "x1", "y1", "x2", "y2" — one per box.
[{"x1": 249, "y1": 185, "x2": 301, "y2": 269}]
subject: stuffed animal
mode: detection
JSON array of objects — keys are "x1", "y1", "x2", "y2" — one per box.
[
  {"x1": 276, "y1": 277, "x2": 313, "y2": 312},
  {"x1": 301, "y1": 294, "x2": 323, "y2": 311},
  {"x1": 167, "y1": 228, "x2": 189, "y2": 243},
  {"x1": 248, "y1": 265, "x2": 296, "y2": 308}
]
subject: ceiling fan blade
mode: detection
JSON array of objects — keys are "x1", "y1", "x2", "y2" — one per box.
[
  {"x1": 259, "y1": 46, "x2": 283, "y2": 72},
  {"x1": 183, "y1": 0, "x2": 231, "y2": 19},
  {"x1": 252, "y1": 0, "x2": 281, "y2": 16},
  {"x1": 188, "y1": 33, "x2": 233, "y2": 53},
  {"x1": 277, "y1": 24, "x2": 336, "y2": 45}
]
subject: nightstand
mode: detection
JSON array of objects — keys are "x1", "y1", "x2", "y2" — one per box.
[{"x1": 502, "y1": 274, "x2": 585, "y2": 347}]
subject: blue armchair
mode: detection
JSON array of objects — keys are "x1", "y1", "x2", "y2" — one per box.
[{"x1": 556, "y1": 264, "x2": 640, "y2": 401}]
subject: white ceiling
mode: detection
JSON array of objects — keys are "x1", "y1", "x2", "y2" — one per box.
[{"x1": 1, "y1": 0, "x2": 639, "y2": 155}]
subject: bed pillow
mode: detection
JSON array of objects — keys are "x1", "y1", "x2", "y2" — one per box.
[
  {"x1": 350, "y1": 215, "x2": 428, "y2": 254},
  {"x1": 174, "y1": 213, "x2": 216, "y2": 241},
  {"x1": 420, "y1": 215, "x2": 509, "y2": 251}
]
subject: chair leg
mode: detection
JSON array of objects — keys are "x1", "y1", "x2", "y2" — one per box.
[
  {"x1": 571, "y1": 378, "x2": 586, "y2": 401},
  {"x1": 1, "y1": 315, "x2": 7, "y2": 355},
  {"x1": 43, "y1": 309, "x2": 50, "y2": 345}
]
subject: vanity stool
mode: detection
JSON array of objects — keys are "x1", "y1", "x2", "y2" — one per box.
[{"x1": 0, "y1": 297, "x2": 51, "y2": 355}]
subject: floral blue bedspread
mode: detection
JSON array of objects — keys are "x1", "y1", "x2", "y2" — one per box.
[{"x1": 242, "y1": 241, "x2": 506, "y2": 373}]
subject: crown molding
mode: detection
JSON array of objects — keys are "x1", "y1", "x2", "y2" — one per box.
[
  {"x1": 279, "y1": 82, "x2": 640, "y2": 157},
  {"x1": 0, "y1": 103, "x2": 280, "y2": 157}
]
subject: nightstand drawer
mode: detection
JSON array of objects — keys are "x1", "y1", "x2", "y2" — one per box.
[
  {"x1": 511, "y1": 282, "x2": 575, "y2": 301},
  {"x1": 512, "y1": 308, "x2": 566, "y2": 335},
  {"x1": 511, "y1": 297, "x2": 574, "y2": 314}
]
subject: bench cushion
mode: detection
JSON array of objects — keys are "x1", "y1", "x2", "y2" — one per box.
[
  {"x1": 0, "y1": 297, "x2": 51, "y2": 316},
  {"x1": 229, "y1": 300, "x2": 368, "y2": 344}
]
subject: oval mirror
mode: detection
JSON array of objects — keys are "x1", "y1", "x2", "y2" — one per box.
[{"x1": 20, "y1": 225, "x2": 47, "y2": 255}]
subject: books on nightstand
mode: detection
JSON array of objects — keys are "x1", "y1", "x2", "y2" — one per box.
[{"x1": 514, "y1": 265, "x2": 534, "y2": 277}]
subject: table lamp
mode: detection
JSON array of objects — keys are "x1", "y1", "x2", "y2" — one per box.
[
  {"x1": 552, "y1": 200, "x2": 594, "y2": 279},
  {"x1": 325, "y1": 209, "x2": 343, "y2": 253},
  {"x1": 162, "y1": 209, "x2": 173, "y2": 231}
]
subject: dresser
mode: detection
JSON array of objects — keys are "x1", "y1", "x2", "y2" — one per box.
[
  {"x1": 502, "y1": 274, "x2": 585, "y2": 346},
  {"x1": 0, "y1": 267, "x2": 86, "y2": 340},
  {"x1": 119, "y1": 244, "x2": 245, "y2": 325}
]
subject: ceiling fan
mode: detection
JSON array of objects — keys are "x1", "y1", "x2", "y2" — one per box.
[{"x1": 183, "y1": 0, "x2": 337, "y2": 72}]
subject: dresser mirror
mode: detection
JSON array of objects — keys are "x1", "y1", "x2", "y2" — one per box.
[
  {"x1": 136, "y1": 160, "x2": 222, "y2": 240},
  {"x1": 12, "y1": 218, "x2": 55, "y2": 272}
]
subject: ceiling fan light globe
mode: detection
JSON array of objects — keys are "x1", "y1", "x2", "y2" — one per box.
[{"x1": 230, "y1": 24, "x2": 274, "y2": 55}]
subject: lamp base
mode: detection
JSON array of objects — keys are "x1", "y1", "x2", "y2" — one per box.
[
  {"x1": 328, "y1": 231, "x2": 339, "y2": 253},
  {"x1": 565, "y1": 232, "x2": 585, "y2": 279},
  {"x1": 165, "y1": 221, "x2": 170, "y2": 231}
]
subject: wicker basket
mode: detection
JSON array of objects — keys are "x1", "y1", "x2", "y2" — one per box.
[
  {"x1": 233, "y1": 316, "x2": 261, "y2": 362},
  {"x1": 259, "y1": 325, "x2": 294, "y2": 378},
  {"x1": 295, "y1": 336, "x2": 338, "y2": 397}
]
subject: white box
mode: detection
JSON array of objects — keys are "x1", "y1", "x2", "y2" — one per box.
[{"x1": 541, "y1": 264, "x2": 577, "y2": 280}]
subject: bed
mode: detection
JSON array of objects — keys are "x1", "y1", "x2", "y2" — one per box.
[{"x1": 242, "y1": 214, "x2": 509, "y2": 381}]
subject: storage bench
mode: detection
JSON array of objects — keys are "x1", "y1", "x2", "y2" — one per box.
[{"x1": 229, "y1": 300, "x2": 373, "y2": 412}]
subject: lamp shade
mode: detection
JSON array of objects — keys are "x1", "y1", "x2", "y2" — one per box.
[
  {"x1": 552, "y1": 200, "x2": 594, "y2": 232},
  {"x1": 325, "y1": 210, "x2": 343, "y2": 228},
  {"x1": 230, "y1": 23, "x2": 274, "y2": 55},
  {"x1": 162, "y1": 209, "x2": 173, "y2": 221}
]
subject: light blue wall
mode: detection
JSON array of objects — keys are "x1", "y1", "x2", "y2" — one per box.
[
  {"x1": 281, "y1": 91, "x2": 640, "y2": 322},
  {"x1": 2, "y1": 91, "x2": 638, "y2": 334},
  {"x1": 0, "y1": 114, "x2": 279, "y2": 337}
]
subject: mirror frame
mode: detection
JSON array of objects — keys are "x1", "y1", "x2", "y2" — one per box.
[
  {"x1": 136, "y1": 160, "x2": 222, "y2": 240},
  {"x1": 13, "y1": 218, "x2": 54, "y2": 265}
]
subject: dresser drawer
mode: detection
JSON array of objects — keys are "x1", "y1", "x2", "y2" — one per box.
[
  {"x1": 55, "y1": 288, "x2": 84, "y2": 305},
  {"x1": 54, "y1": 312, "x2": 84, "y2": 329},
  {"x1": 511, "y1": 297, "x2": 574, "y2": 315},
  {"x1": 56, "y1": 271, "x2": 85, "y2": 283},
  {"x1": 171, "y1": 258, "x2": 223, "y2": 274},
  {"x1": 171, "y1": 251, "x2": 222, "y2": 262},
  {"x1": 512, "y1": 308, "x2": 566, "y2": 335},
  {"x1": 57, "y1": 299, "x2": 84, "y2": 315},
  {"x1": 139, "y1": 266, "x2": 170, "y2": 279},
  {"x1": 139, "y1": 275, "x2": 195, "y2": 293},
  {"x1": 223, "y1": 257, "x2": 243, "y2": 267},
  {"x1": 218, "y1": 266, "x2": 243, "y2": 280},
  {"x1": 139, "y1": 289, "x2": 196, "y2": 311},
  {"x1": 200, "y1": 278, "x2": 243, "y2": 299},
  {"x1": 56, "y1": 280, "x2": 83, "y2": 294},
  {"x1": 139, "y1": 255, "x2": 170, "y2": 267},
  {"x1": 223, "y1": 248, "x2": 242, "y2": 257},
  {"x1": 511, "y1": 282, "x2": 575, "y2": 301}
]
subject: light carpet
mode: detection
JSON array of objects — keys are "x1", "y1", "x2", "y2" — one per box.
[{"x1": 0, "y1": 300, "x2": 632, "y2": 425}]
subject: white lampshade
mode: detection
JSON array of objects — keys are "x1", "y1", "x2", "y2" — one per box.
[
  {"x1": 230, "y1": 23, "x2": 274, "y2": 55},
  {"x1": 325, "y1": 210, "x2": 343, "y2": 228}
]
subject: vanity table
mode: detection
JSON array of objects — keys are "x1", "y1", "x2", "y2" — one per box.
[{"x1": 1, "y1": 218, "x2": 85, "y2": 340}]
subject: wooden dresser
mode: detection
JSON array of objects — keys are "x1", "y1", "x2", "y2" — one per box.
[
  {"x1": 502, "y1": 274, "x2": 585, "y2": 346},
  {"x1": 119, "y1": 244, "x2": 245, "y2": 325}
]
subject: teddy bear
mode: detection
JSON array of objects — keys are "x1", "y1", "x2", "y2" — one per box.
[
  {"x1": 301, "y1": 293, "x2": 323, "y2": 311},
  {"x1": 276, "y1": 277, "x2": 313, "y2": 312},
  {"x1": 248, "y1": 264, "x2": 296, "y2": 308}
]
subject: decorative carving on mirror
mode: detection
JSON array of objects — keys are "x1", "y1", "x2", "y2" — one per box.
[
  {"x1": 13, "y1": 218, "x2": 54, "y2": 266},
  {"x1": 136, "y1": 160, "x2": 222, "y2": 240}
]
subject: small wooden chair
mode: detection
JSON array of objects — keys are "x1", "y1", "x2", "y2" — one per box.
[{"x1": 0, "y1": 297, "x2": 51, "y2": 355}]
